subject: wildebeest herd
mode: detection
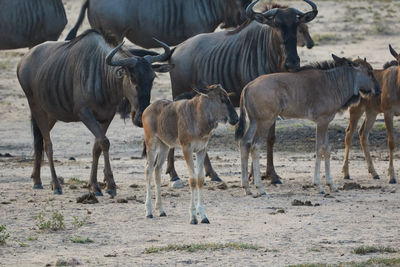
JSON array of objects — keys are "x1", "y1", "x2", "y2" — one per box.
[{"x1": 0, "y1": 0, "x2": 398, "y2": 225}]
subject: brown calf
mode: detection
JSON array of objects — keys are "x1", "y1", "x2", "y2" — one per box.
[
  {"x1": 236, "y1": 55, "x2": 380, "y2": 195},
  {"x1": 342, "y1": 45, "x2": 400, "y2": 184},
  {"x1": 142, "y1": 84, "x2": 238, "y2": 224}
]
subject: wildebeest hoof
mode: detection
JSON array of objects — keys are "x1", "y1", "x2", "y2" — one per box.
[
  {"x1": 53, "y1": 188, "x2": 63, "y2": 195},
  {"x1": 169, "y1": 179, "x2": 183, "y2": 189},
  {"x1": 271, "y1": 178, "x2": 282, "y2": 185},
  {"x1": 210, "y1": 176, "x2": 223, "y2": 183},
  {"x1": 389, "y1": 178, "x2": 397, "y2": 184},
  {"x1": 343, "y1": 175, "x2": 351, "y2": 180},
  {"x1": 190, "y1": 218, "x2": 198, "y2": 225},
  {"x1": 93, "y1": 190, "x2": 103, "y2": 197},
  {"x1": 170, "y1": 175, "x2": 180, "y2": 182},
  {"x1": 160, "y1": 212, "x2": 167, "y2": 217},
  {"x1": 106, "y1": 188, "x2": 117, "y2": 197},
  {"x1": 373, "y1": 175, "x2": 380, "y2": 180},
  {"x1": 33, "y1": 184, "x2": 43, "y2": 189},
  {"x1": 201, "y1": 218, "x2": 210, "y2": 224},
  {"x1": 146, "y1": 214, "x2": 153, "y2": 219}
]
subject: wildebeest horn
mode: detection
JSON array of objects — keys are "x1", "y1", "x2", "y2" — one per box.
[
  {"x1": 106, "y1": 41, "x2": 138, "y2": 67},
  {"x1": 144, "y1": 38, "x2": 171, "y2": 64},
  {"x1": 297, "y1": 0, "x2": 318, "y2": 22},
  {"x1": 389, "y1": 44, "x2": 399, "y2": 59},
  {"x1": 246, "y1": 0, "x2": 278, "y2": 20}
]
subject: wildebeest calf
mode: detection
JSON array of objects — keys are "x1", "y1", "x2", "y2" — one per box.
[
  {"x1": 142, "y1": 84, "x2": 238, "y2": 224},
  {"x1": 236, "y1": 55, "x2": 380, "y2": 195}
]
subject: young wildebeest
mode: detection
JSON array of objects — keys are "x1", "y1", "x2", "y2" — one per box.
[
  {"x1": 142, "y1": 84, "x2": 238, "y2": 224},
  {"x1": 235, "y1": 55, "x2": 380, "y2": 195},
  {"x1": 342, "y1": 45, "x2": 400, "y2": 184},
  {"x1": 17, "y1": 30, "x2": 172, "y2": 195},
  {"x1": 0, "y1": 0, "x2": 67, "y2": 49},
  {"x1": 166, "y1": 0, "x2": 318, "y2": 187}
]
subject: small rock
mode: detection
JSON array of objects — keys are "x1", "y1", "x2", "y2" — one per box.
[
  {"x1": 104, "y1": 253, "x2": 117, "y2": 257},
  {"x1": 69, "y1": 185, "x2": 77, "y2": 190},
  {"x1": 217, "y1": 183, "x2": 228, "y2": 190},
  {"x1": 68, "y1": 157, "x2": 76, "y2": 161},
  {"x1": 129, "y1": 184, "x2": 139, "y2": 188},
  {"x1": 117, "y1": 198, "x2": 128, "y2": 203},
  {"x1": 66, "y1": 258, "x2": 83, "y2": 266}
]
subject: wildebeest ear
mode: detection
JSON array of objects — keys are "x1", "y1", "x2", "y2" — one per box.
[
  {"x1": 115, "y1": 67, "x2": 126, "y2": 78},
  {"x1": 152, "y1": 64, "x2": 174, "y2": 73},
  {"x1": 331, "y1": 54, "x2": 347, "y2": 64},
  {"x1": 192, "y1": 86, "x2": 209, "y2": 97},
  {"x1": 299, "y1": 10, "x2": 318, "y2": 24}
]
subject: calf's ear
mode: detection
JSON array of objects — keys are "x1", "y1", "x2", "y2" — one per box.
[{"x1": 152, "y1": 64, "x2": 174, "y2": 73}]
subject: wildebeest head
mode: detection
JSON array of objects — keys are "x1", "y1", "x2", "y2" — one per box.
[
  {"x1": 106, "y1": 40, "x2": 173, "y2": 127},
  {"x1": 332, "y1": 54, "x2": 380, "y2": 97},
  {"x1": 221, "y1": 0, "x2": 253, "y2": 28},
  {"x1": 246, "y1": 0, "x2": 317, "y2": 71},
  {"x1": 194, "y1": 84, "x2": 239, "y2": 125}
]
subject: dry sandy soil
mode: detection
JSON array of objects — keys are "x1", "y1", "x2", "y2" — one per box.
[{"x1": 1, "y1": 0, "x2": 400, "y2": 266}]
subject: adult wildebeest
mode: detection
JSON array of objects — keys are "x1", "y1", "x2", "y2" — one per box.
[
  {"x1": 235, "y1": 55, "x2": 380, "y2": 195},
  {"x1": 166, "y1": 0, "x2": 318, "y2": 187},
  {"x1": 17, "y1": 30, "x2": 172, "y2": 196},
  {"x1": 0, "y1": 0, "x2": 67, "y2": 49},
  {"x1": 342, "y1": 45, "x2": 400, "y2": 184},
  {"x1": 65, "y1": 0, "x2": 251, "y2": 48},
  {"x1": 142, "y1": 84, "x2": 238, "y2": 224}
]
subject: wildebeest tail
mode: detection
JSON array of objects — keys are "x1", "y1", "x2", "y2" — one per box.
[
  {"x1": 164, "y1": 47, "x2": 176, "y2": 61},
  {"x1": 235, "y1": 88, "x2": 247, "y2": 140},
  {"x1": 65, "y1": 0, "x2": 89, "y2": 41},
  {"x1": 31, "y1": 115, "x2": 43, "y2": 158}
]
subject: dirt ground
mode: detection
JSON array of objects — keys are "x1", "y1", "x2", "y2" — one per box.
[{"x1": 0, "y1": 1, "x2": 400, "y2": 266}]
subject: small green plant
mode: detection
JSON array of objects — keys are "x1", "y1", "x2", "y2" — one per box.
[
  {"x1": 0, "y1": 225, "x2": 10, "y2": 245},
  {"x1": 311, "y1": 34, "x2": 342, "y2": 46},
  {"x1": 352, "y1": 245, "x2": 398, "y2": 255},
  {"x1": 67, "y1": 177, "x2": 86, "y2": 185},
  {"x1": 35, "y1": 211, "x2": 65, "y2": 231},
  {"x1": 69, "y1": 236, "x2": 93, "y2": 244},
  {"x1": 289, "y1": 257, "x2": 400, "y2": 267},
  {"x1": 19, "y1": 242, "x2": 29, "y2": 247},
  {"x1": 72, "y1": 216, "x2": 88, "y2": 229},
  {"x1": 145, "y1": 242, "x2": 265, "y2": 254},
  {"x1": 26, "y1": 235, "x2": 38, "y2": 241}
]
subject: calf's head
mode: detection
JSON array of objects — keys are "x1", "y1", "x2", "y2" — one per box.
[
  {"x1": 194, "y1": 84, "x2": 239, "y2": 125},
  {"x1": 332, "y1": 54, "x2": 380, "y2": 97},
  {"x1": 106, "y1": 40, "x2": 172, "y2": 127},
  {"x1": 246, "y1": 0, "x2": 317, "y2": 71}
]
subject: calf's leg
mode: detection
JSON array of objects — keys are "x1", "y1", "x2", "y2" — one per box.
[
  {"x1": 323, "y1": 130, "x2": 337, "y2": 192},
  {"x1": 265, "y1": 122, "x2": 282, "y2": 184},
  {"x1": 359, "y1": 111, "x2": 380, "y2": 179},
  {"x1": 145, "y1": 140, "x2": 157, "y2": 218},
  {"x1": 384, "y1": 112, "x2": 397, "y2": 184},
  {"x1": 154, "y1": 143, "x2": 169, "y2": 217},
  {"x1": 342, "y1": 106, "x2": 363, "y2": 180},
  {"x1": 314, "y1": 122, "x2": 329, "y2": 194},
  {"x1": 239, "y1": 121, "x2": 257, "y2": 196},
  {"x1": 182, "y1": 146, "x2": 198, "y2": 224},
  {"x1": 196, "y1": 149, "x2": 209, "y2": 223}
]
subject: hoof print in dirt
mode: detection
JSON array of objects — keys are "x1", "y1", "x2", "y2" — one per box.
[
  {"x1": 76, "y1": 193, "x2": 99, "y2": 204},
  {"x1": 291, "y1": 199, "x2": 319, "y2": 207}
]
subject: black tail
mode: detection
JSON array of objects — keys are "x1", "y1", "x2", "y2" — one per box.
[
  {"x1": 165, "y1": 47, "x2": 176, "y2": 61},
  {"x1": 65, "y1": 0, "x2": 89, "y2": 41},
  {"x1": 235, "y1": 88, "x2": 247, "y2": 140},
  {"x1": 31, "y1": 116, "x2": 43, "y2": 158}
]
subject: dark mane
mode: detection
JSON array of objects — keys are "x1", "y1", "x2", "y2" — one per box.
[
  {"x1": 383, "y1": 60, "x2": 398, "y2": 70},
  {"x1": 64, "y1": 29, "x2": 101, "y2": 47},
  {"x1": 297, "y1": 60, "x2": 348, "y2": 72},
  {"x1": 226, "y1": 3, "x2": 288, "y2": 36}
]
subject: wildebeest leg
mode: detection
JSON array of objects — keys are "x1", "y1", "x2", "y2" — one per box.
[
  {"x1": 166, "y1": 148, "x2": 183, "y2": 188},
  {"x1": 204, "y1": 153, "x2": 222, "y2": 182},
  {"x1": 89, "y1": 120, "x2": 112, "y2": 196},
  {"x1": 240, "y1": 121, "x2": 257, "y2": 196},
  {"x1": 31, "y1": 112, "x2": 59, "y2": 193},
  {"x1": 182, "y1": 146, "x2": 197, "y2": 224},
  {"x1": 265, "y1": 122, "x2": 282, "y2": 184},
  {"x1": 359, "y1": 111, "x2": 380, "y2": 180},
  {"x1": 196, "y1": 149, "x2": 209, "y2": 224},
  {"x1": 251, "y1": 122, "x2": 272, "y2": 196},
  {"x1": 154, "y1": 143, "x2": 169, "y2": 217},
  {"x1": 384, "y1": 112, "x2": 397, "y2": 184},
  {"x1": 314, "y1": 122, "x2": 330, "y2": 194},
  {"x1": 323, "y1": 129, "x2": 337, "y2": 192},
  {"x1": 78, "y1": 108, "x2": 117, "y2": 196},
  {"x1": 342, "y1": 106, "x2": 363, "y2": 180},
  {"x1": 145, "y1": 139, "x2": 157, "y2": 218}
]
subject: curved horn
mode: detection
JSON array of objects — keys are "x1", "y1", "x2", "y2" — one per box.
[
  {"x1": 144, "y1": 38, "x2": 171, "y2": 64},
  {"x1": 245, "y1": 0, "x2": 259, "y2": 19},
  {"x1": 298, "y1": 0, "x2": 318, "y2": 23},
  {"x1": 106, "y1": 41, "x2": 138, "y2": 67},
  {"x1": 389, "y1": 44, "x2": 399, "y2": 59},
  {"x1": 304, "y1": 0, "x2": 317, "y2": 12},
  {"x1": 261, "y1": 8, "x2": 279, "y2": 19}
]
